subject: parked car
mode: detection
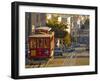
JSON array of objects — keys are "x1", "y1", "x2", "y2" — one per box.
[
  {"x1": 54, "y1": 47, "x2": 63, "y2": 56},
  {"x1": 66, "y1": 48, "x2": 75, "y2": 53},
  {"x1": 62, "y1": 44, "x2": 75, "y2": 53}
]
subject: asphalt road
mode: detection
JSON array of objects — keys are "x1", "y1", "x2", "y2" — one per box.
[{"x1": 25, "y1": 51, "x2": 89, "y2": 68}]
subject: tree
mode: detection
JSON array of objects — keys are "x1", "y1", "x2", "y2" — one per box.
[
  {"x1": 63, "y1": 33, "x2": 71, "y2": 47},
  {"x1": 84, "y1": 18, "x2": 89, "y2": 29},
  {"x1": 46, "y1": 15, "x2": 71, "y2": 47}
]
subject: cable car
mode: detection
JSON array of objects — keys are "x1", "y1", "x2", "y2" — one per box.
[{"x1": 28, "y1": 27, "x2": 54, "y2": 59}]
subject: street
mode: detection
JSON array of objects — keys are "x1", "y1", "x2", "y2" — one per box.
[{"x1": 25, "y1": 51, "x2": 89, "y2": 68}]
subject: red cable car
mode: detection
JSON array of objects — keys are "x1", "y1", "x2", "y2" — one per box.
[{"x1": 28, "y1": 27, "x2": 54, "y2": 59}]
